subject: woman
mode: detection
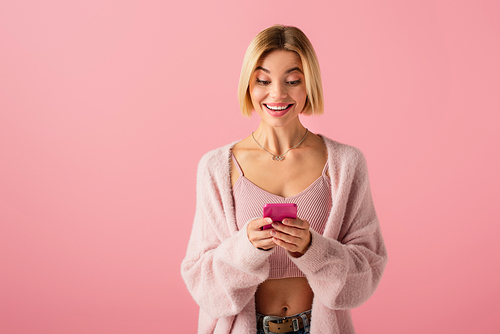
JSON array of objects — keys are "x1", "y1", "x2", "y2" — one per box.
[{"x1": 181, "y1": 25, "x2": 387, "y2": 334}]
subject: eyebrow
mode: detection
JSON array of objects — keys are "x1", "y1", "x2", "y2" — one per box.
[{"x1": 255, "y1": 66, "x2": 303, "y2": 74}]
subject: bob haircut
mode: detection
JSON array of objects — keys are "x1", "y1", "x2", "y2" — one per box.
[{"x1": 238, "y1": 25, "x2": 324, "y2": 117}]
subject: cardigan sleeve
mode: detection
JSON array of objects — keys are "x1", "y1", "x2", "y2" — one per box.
[
  {"x1": 290, "y1": 149, "x2": 387, "y2": 310},
  {"x1": 181, "y1": 151, "x2": 272, "y2": 319}
]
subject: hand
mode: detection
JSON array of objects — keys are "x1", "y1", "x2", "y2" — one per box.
[
  {"x1": 247, "y1": 217, "x2": 277, "y2": 251},
  {"x1": 270, "y1": 218, "x2": 311, "y2": 257}
]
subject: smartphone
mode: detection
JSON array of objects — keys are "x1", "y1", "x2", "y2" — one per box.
[{"x1": 262, "y1": 203, "x2": 297, "y2": 230}]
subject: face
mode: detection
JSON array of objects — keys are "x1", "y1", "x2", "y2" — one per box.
[{"x1": 249, "y1": 50, "x2": 307, "y2": 127}]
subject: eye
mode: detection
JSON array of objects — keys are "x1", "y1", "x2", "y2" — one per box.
[
  {"x1": 256, "y1": 78, "x2": 270, "y2": 85},
  {"x1": 287, "y1": 80, "x2": 301, "y2": 86}
]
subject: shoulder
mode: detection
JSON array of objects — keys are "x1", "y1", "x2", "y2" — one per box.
[
  {"x1": 197, "y1": 141, "x2": 239, "y2": 177},
  {"x1": 319, "y1": 134, "x2": 370, "y2": 187},
  {"x1": 229, "y1": 135, "x2": 253, "y2": 158},
  {"x1": 320, "y1": 135, "x2": 366, "y2": 165}
]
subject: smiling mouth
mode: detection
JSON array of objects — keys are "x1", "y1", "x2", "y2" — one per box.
[{"x1": 264, "y1": 104, "x2": 294, "y2": 112}]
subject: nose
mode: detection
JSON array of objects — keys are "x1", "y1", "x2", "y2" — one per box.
[{"x1": 270, "y1": 82, "x2": 287, "y2": 100}]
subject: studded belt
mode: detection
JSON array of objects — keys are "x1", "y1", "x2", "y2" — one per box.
[{"x1": 256, "y1": 310, "x2": 311, "y2": 334}]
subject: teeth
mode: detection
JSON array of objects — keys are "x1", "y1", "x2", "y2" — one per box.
[{"x1": 266, "y1": 104, "x2": 290, "y2": 111}]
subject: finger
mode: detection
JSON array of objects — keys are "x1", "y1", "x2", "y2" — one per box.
[
  {"x1": 272, "y1": 222, "x2": 298, "y2": 237},
  {"x1": 272, "y1": 236, "x2": 300, "y2": 252},
  {"x1": 248, "y1": 229, "x2": 274, "y2": 243},
  {"x1": 248, "y1": 225, "x2": 278, "y2": 250},
  {"x1": 282, "y1": 218, "x2": 309, "y2": 230},
  {"x1": 250, "y1": 217, "x2": 273, "y2": 230},
  {"x1": 273, "y1": 231, "x2": 311, "y2": 255},
  {"x1": 250, "y1": 237, "x2": 276, "y2": 250},
  {"x1": 272, "y1": 222, "x2": 308, "y2": 237},
  {"x1": 271, "y1": 230, "x2": 301, "y2": 245},
  {"x1": 253, "y1": 237, "x2": 277, "y2": 250},
  {"x1": 259, "y1": 229, "x2": 279, "y2": 241}
]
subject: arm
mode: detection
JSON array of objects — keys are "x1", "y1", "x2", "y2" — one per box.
[
  {"x1": 180, "y1": 152, "x2": 272, "y2": 318},
  {"x1": 290, "y1": 150, "x2": 387, "y2": 309}
]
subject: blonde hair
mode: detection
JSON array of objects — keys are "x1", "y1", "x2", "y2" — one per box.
[{"x1": 238, "y1": 25, "x2": 324, "y2": 117}]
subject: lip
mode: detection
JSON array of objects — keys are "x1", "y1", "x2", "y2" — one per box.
[{"x1": 263, "y1": 103, "x2": 294, "y2": 117}]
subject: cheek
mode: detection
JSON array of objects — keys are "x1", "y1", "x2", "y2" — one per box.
[
  {"x1": 249, "y1": 86, "x2": 266, "y2": 107},
  {"x1": 295, "y1": 88, "x2": 308, "y2": 106}
]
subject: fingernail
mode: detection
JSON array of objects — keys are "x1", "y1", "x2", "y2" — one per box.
[
  {"x1": 266, "y1": 218, "x2": 273, "y2": 223},
  {"x1": 283, "y1": 219, "x2": 289, "y2": 224},
  {"x1": 270, "y1": 231, "x2": 276, "y2": 236},
  {"x1": 272, "y1": 222, "x2": 278, "y2": 228}
]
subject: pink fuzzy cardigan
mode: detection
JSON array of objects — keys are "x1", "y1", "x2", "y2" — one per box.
[{"x1": 181, "y1": 136, "x2": 387, "y2": 333}]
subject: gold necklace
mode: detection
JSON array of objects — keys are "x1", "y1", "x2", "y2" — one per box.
[{"x1": 251, "y1": 129, "x2": 308, "y2": 162}]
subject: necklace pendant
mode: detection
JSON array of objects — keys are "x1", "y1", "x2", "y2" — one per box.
[
  {"x1": 273, "y1": 155, "x2": 285, "y2": 162},
  {"x1": 252, "y1": 128, "x2": 308, "y2": 163}
]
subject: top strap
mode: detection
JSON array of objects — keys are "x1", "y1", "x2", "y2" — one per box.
[
  {"x1": 231, "y1": 152, "x2": 244, "y2": 176},
  {"x1": 322, "y1": 160, "x2": 329, "y2": 176}
]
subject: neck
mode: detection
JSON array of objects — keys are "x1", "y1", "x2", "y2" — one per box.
[{"x1": 253, "y1": 120, "x2": 307, "y2": 155}]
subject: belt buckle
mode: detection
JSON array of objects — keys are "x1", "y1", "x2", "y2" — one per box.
[
  {"x1": 292, "y1": 317, "x2": 299, "y2": 331},
  {"x1": 262, "y1": 315, "x2": 286, "y2": 334},
  {"x1": 262, "y1": 315, "x2": 272, "y2": 334}
]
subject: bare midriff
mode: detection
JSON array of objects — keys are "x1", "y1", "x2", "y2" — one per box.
[{"x1": 255, "y1": 277, "x2": 314, "y2": 316}]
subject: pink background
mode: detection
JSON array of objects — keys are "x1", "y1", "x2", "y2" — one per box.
[{"x1": 1, "y1": 1, "x2": 499, "y2": 333}]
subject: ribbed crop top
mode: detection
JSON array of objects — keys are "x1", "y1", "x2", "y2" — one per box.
[{"x1": 231, "y1": 152, "x2": 332, "y2": 279}]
